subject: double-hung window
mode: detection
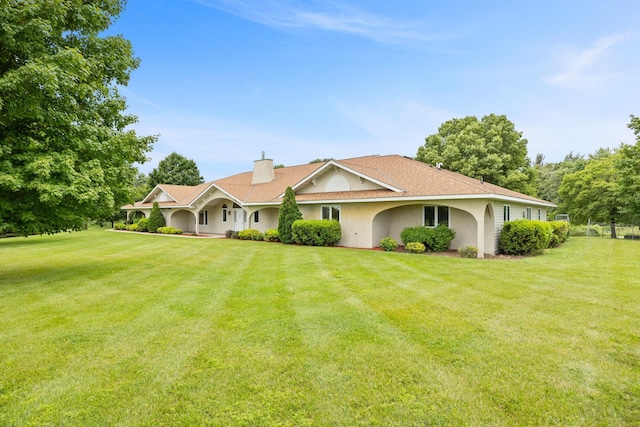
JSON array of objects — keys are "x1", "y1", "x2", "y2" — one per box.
[
  {"x1": 253, "y1": 211, "x2": 259, "y2": 223},
  {"x1": 424, "y1": 205, "x2": 449, "y2": 227},
  {"x1": 503, "y1": 205, "x2": 511, "y2": 222},
  {"x1": 199, "y1": 210, "x2": 208, "y2": 226},
  {"x1": 526, "y1": 207, "x2": 532, "y2": 220},
  {"x1": 322, "y1": 205, "x2": 340, "y2": 221}
]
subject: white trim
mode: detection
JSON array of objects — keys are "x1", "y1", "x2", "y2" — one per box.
[
  {"x1": 284, "y1": 160, "x2": 404, "y2": 197},
  {"x1": 141, "y1": 185, "x2": 179, "y2": 204},
  {"x1": 244, "y1": 193, "x2": 555, "y2": 208}
]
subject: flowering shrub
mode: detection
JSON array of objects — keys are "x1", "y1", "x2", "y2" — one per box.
[
  {"x1": 379, "y1": 237, "x2": 398, "y2": 251},
  {"x1": 238, "y1": 229, "x2": 264, "y2": 241},
  {"x1": 458, "y1": 246, "x2": 478, "y2": 258},
  {"x1": 157, "y1": 226, "x2": 183, "y2": 235},
  {"x1": 264, "y1": 229, "x2": 280, "y2": 242},
  {"x1": 405, "y1": 242, "x2": 426, "y2": 253}
]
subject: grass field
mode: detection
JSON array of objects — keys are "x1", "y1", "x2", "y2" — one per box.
[{"x1": 0, "y1": 229, "x2": 638, "y2": 426}]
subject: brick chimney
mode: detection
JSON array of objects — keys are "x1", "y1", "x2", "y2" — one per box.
[{"x1": 251, "y1": 151, "x2": 275, "y2": 184}]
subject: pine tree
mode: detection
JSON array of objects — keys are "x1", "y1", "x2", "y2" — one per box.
[
  {"x1": 147, "y1": 202, "x2": 166, "y2": 233},
  {"x1": 278, "y1": 187, "x2": 302, "y2": 244}
]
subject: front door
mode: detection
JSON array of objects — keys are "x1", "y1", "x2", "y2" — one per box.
[{"x1": 233, "y1": 208, "x2": 246, "y2": 232}]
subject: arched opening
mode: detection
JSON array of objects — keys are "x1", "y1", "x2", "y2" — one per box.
[
  {"x1": 127, "y1": 210, "x2": 146, "y2": 223},
  {"x1": 169, "y1": 210, "x2": 196, "y2": 233}
]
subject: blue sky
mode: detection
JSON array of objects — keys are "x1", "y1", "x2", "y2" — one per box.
[{"x1": 110, "y1": 0, "x2": 640, "y2": 180}]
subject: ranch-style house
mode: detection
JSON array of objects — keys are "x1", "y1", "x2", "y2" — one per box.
[{"x1": 123, "y1": 154, "x2": 554, "y2": 258}]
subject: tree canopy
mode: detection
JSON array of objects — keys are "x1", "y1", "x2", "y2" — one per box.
[
  {"x1": 0, "y1": 1, "x2": 155, "y2": 235},
  {"x1": 557, "y1": 115, "x2": 640, "y2": 227},
  {"x1": 416, "y1": 114, "x2": 536, "y2": 195},
  {"x1": 146, "y1": 152, "x2": 204, "y2": 191}
]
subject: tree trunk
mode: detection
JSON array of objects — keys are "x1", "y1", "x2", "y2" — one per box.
[{"x1": 610, "y1": 221, "x2": 617, "y2": 239}]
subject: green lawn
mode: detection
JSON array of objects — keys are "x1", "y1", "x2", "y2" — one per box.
[{"x1": 0, "y1": 230, "x2": 638, "y2": 426}]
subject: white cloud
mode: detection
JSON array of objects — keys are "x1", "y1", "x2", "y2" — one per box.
[
  {"x1": 546, "y1": 32, "x2": 635, "y2": 89},
  {"x1": 192, "y1": 0, "x2": 452, "y2": 44}
]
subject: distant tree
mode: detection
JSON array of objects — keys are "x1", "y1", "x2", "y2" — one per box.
[
  {"x1": 416, "y1": 114, "x2": 536, "y2": 195},
  {"x1": 616, "y1": 115, "x2": 640, "y2": 224},
  {"x1": 534, "y1": 152, "x2": 587, "y2": 207},
  {"x1": 274, "y1": 164, "x2": 285, "y2": 169},
  {"x1": 0, "y1": 1, "x2": 155, "y2": 236},
  {"x1": 309, "y1": 158, "x2": 333, "y2": 164},
  {"x1": 132, "y1": 172, "x2": 149, "y2": 201},
  {"x1": 147, "y1": 202, "x2": 165, "y2": 233},
  {"x1": 558, "y1": 150, "x2": 623, "y2": 237},
  {"x1": 278, "y1": 187, "x2": 303, "y2": 244},
  {"x1": 147, "y1": 152, "x2": 204, "y2": 190}
]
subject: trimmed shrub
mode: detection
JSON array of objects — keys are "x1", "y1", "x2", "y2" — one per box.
[
  {"x1": 147, "y1": 202, "x2": 166, "y2": 233},
  {"x1": 548, "y1": 220, "x2": 570, "y2": 244},
  {"x1": 278, "y1": 187, "x2": 303, "y2": 244},
  {"x1": 113, "y1": 222, "x2": 127, "y2": 230},
  {"x1": 126, "y1": 223, "x2": 139, "y2": 232},
  {"x1": 136, "y1": 218, "x2": 149, "y2": 232},
  {"x1": 157, "y1": 226, "x2": 183, "y2": 234},
  {"x1": 405, "y1": 242, "x2": 426, "y2": 253},
  {"x1": 238, "y1": 229, "x2": 264, "y2": 241},
  {"x1": 225, "y1": 230, "x2": 237, "y2": 239},
  {"x1": 379, "y1": 237, "x2": 398, "y2": 251},
  {"x1": 400, "y1": 224, "x2": 455, "y2": 252},
  {"x1": 291, "y1": 219, "x2": 341, "y2": 246},
  {"x1": 458, "y1": 246, "x2": 478, "y2": 258},
  {"x1": 264, "y1": 229, "x2": 280, "y2": 242},
  {"x1": 499, "y1": 219, "x2": 551, "y2": 255}
]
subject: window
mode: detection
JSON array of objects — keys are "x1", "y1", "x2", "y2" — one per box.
[
  {"x1": 222, "y1": 204, "x2": 227, "y2": 222},
  {"x1": 538, "y1": 208, "x2": 541, "y2": 220},
  {"x1": 503, "y1": 205, "x2": 510, "y2": 222},
  {"x1": 198, "y1": 210, "x2": 208, "y2": 225},
  {"x1": 423, "y1": 205, "x2": 449, "y2": 227},
  {"x1": 526, "y1": 207, "x2": 532, "y2": 220},
  {"x1": 253, "y1": 211, "x2": 259, "y2": 223},
  {"x1": 322, "y1": 205, "x2": 340, "y2": 221}
]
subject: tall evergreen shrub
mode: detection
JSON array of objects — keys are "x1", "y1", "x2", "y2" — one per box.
[
  {"x1": 147, "y1": 202, "x2": 166, "y2": 233},
  {"x1": 277, "y1": 187, "x2": 302, "y2": 244}
]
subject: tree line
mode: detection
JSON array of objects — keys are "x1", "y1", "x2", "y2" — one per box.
[{"x1": 1, "y1": 1, "x2": 638, "y2": 236}]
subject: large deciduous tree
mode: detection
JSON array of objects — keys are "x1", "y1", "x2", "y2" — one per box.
[
  {"x1": 416, "y1": 114, "x2": 536, "y2": 195},
  {"x1": 0, "y1": 1, "x2": 155, "y2": 235},
  {"x1": 146, "y1": 152, "x2": 204, "y2": 191},
  {"x1": 616, "y1": 115, "x2": 640, "y2": 224}
]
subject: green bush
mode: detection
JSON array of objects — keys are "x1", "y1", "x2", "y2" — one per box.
[
  {"x1": 405, "y1": 242, "x2": 426, "y2": 253},
  {"x1": 278, "y1": 187, "x2": 303, "y2": 244},
  {"x1": 135, "y1": 218, "x2": 149, "y2": 232},
  {"x1": 458, "y1": 246, "x2": 478, "y2": 258},
  {"x1": 548, "y1": 220, "x2": 570, "y2": 244},
  {"x1": 291, "y1": 219, "x2": 341, "y2": 246},
  {"x1": 147, "y1": 202, "x2": 166, "y2": 233},
  {"x1": 379, "y1": 237, "x2": 398, "y2": 251},
  {"x1": 499, "y1": 220, "x2": 551, "y2": 255},
  {"x1": 264, "y1": 229, "x2": 280, "y2": 242},
  {"x1": 400, "y1": 224, "x2": 455, "y2": 252},
  {"x1": 113, "y1": 222, "x2": 127, "y2": 230},
  {"x1": 237, "y1": 229, "x2": 264, "y2": 241},
  {"x1": 157, "y1": 226, "x2": 183, "y2": 235},
  {"x1": 126, "y1": 223, "x2": 139, "y2": 232}
]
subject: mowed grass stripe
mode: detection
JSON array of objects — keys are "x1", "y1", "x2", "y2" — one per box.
[{"x1": 0, "y1": 229, "x2": 639, "y2": 425}]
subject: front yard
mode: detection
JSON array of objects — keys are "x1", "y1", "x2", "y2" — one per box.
[{"x1": 0, "y1": 229, "x2": 638, "y2": 425}]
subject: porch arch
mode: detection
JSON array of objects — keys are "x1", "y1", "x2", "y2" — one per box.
[{"x1": 169, "y1": 209, "x2": 197, "y2": 233}]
